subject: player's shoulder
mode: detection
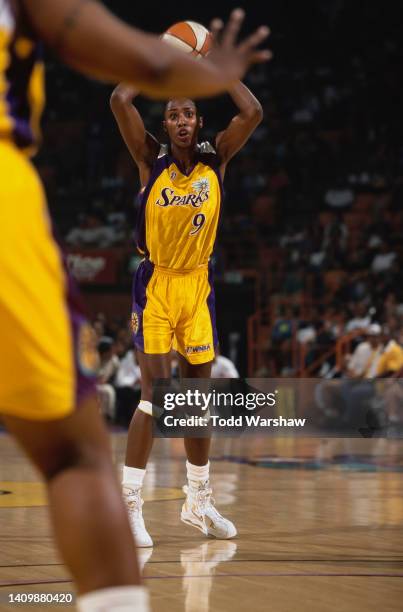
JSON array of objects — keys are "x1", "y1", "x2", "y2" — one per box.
[
  {"x1": 158, "y1": 144, "x2": 169, "y2": 159},
  {"x1": 157, "y1": 142, "x2": 220, "y2": 171},
  {"x1": 157, "y1": 142, "x2": 217, "y2": 157},
  {"x1": 197, "y1": 141, "x2": 216, "y2": 155},
  {"x1": 197, "y1": 141, "x2": 221, "y2": 169}
]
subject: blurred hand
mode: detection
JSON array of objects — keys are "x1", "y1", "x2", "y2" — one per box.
[{"x1": 207, "y1": 9, "x2": 272, "y2": 82}]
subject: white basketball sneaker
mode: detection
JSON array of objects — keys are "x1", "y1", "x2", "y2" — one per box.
[
  {"x1": 123, "y1": 487, "x2": 153, "y2": 548},
  {"x1": 181, "y1": 482, "x2": 237, "y2": 539}
]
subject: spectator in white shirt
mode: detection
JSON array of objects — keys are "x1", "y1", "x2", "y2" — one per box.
[
  {"x1": 115, "y1": 350, "x2": 141, "y2": 389},
  {"x1": 346, "y1": 323, "x2": 383, "y2": 378},
  {"x1": 324, "y1": 183, "x2": 353, "y2": 209},
  {"x1": 345, "y1": 302, "x2": 371, "y2": 333},
  {"x1": 97, "y1": 337, "x2": 119, "y2": 421},
  {"x1": 66, "y1": 213, "x2": 122, "y2": 248},
  {"x1": 340, "y1": 324, "x2": 384, "y2": 423},
  {"x1": 371, "y1": 242, "x2": 397, "y2": 274},
  {"x1": 211, "y1": 353, "x2": 239, "y2": 378}
]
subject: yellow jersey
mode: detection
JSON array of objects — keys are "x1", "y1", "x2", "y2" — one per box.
[
  {"x1": 0, "y1": 0, "x2": 45, "y2": 154},
  {"x1": 137, "y1": 142, "x2": 223, "y2": 271},
  {"x1": 377, "y1": 340, "x2": 403, "y2": 376}
]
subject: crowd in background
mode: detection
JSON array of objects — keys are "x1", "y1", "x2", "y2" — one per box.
[
  {"x1": 92, "y1": 310, "x2": 403, "y2": 428},
  {"x1": 34, "y1": 1, "x2": 403, "y2": 425},
  {"x1": 92, "y1": 314, "x2": 239, "y2": 424},
  {"x1": 313, "y1": 322, "x2": 403, "y2": 430}
]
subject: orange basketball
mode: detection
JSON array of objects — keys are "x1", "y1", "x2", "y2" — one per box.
[{"x1": 162, "y1": 21, "x2": 212, "y2": 58}]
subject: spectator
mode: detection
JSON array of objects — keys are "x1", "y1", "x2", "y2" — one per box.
[
  {"x1": 66, "y1": 212, "x2": 122, "y2": 248},
  {"x1": 346, "y1": 324, "x2": 383, "y2": 379},
  {"x1": 324, "y1": 182, "x2": 354, "y2": 209},
  {"x1": 98, "y1": 337, "x2": 119, "y2": 383},
  {"x1": 371, "y1": 242, "x2": 397, "y2": 274},
  {"x1": 376, "y1": 332, "x2": 403, "y2": 377},
  {"x1": 345, "y1": 303, "x2": 371, "y2": 333},
  {"x1": 271, "y1": 306, "x2": 294, "y2": 343},
  {"x1": 211, "y1": 352, "x2": 240, "y2": 378},
  {"x1": 115, "y1": 350, "x2": 141, "y2": 388},
  {"x1": 97, "y1": 337, "x2": 119, "y2": 421},
  {"x1": 339, "y1": 324, "x2": 384, "y2": 424},
  {"x1": 114, "y1": 349, "x2": 142, "y2": 425}
]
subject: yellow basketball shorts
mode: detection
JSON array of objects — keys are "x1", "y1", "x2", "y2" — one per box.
[
  {"x1": 0, "y1": 141, "x2": 98, "y2": 421},
  {"x1": 131, "y1": 259, "x2": 218, "y2": 364}
]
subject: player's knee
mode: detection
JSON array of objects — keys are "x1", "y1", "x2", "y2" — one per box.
[{"x1": 141, "y1": 389, "x2": 153, "y2": 403}]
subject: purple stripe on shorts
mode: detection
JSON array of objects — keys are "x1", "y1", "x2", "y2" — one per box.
[
  {"x1": 131, "y1": 259, "x2": 155, "y2": 352},
  {"x1": 207, "y1": 262, "x2": 219, "y2": 349},
  {"x1": 65, "y1": 271, "x2": 98, "y2": 406},
  {"x1": 52, "y1": 227, "x2": 98, "y2": 407}
]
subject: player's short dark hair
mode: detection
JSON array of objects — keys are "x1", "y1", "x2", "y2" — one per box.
[{"x1": 165, "y1": 99, "x2": 199, "y2": 116}]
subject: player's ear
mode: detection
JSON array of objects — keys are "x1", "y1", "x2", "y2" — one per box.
[
  {"x1": 199, "y1": 116, "x2": 204, "y2": 129},
  {"x1": 162, "y1": 120, "x2": 167, "y2": 133}
]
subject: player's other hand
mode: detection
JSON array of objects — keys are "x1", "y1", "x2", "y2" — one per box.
[{"x1": 207, "y1": 9, "x2": 272, "y2": 81}]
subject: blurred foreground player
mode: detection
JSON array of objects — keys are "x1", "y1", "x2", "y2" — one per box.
[
  {"x1": 0, "y1": 1, "x2": 269, "y2": 610},
  {"x1": 111, "y1": 24, "x2": 268, "y2": 546}
]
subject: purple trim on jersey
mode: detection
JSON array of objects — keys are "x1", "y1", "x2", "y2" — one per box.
[
  {"x1": 4, "y1": 19, "x2": 43, "y2": 148},
  {"x1": 194, "y1": 150, "x2": 221, "y2": 349},
  {"x1": 131, "y1": 259, "x2": 155, "y2": 352},
  {"x1": 136, "y1": 156, "x2": 167, "y2": 255},
  {"x1": 168, "y1": 153, "x2": 197, "y2": 177},
  {"x1": 196, "y1": 151, "x2": 224, "y2": 257},
  {"x1": 207, "y1": 262, "x2": 219, "y2": 349},
  {"x1": 211, "y1": 163, "x2": 225, "y2": 202},
  {"x1": 210, "y1": 163, "x2": 225, "y2": 250}
]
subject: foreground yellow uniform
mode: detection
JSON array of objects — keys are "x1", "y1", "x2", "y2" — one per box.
[
  {"x1": 132, "y1": 144, "x2": 222, "y2": 364},
  {"x1": 0, "y1": 1, "x2": 97, "y2": 420}
]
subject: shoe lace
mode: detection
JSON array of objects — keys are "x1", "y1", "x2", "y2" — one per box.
[
  {"x1": 126, "y1": 489, "x2": 143, "y2": 520},
  {"x1": 197, "y1": 486, "x2": 214, "y2": 512},
  {"x1": 185, "y1": 484, "x2": 223, "y2": 522},
  {"x1": 200, "y1": 487, "x2": 230, "y2": 526}
]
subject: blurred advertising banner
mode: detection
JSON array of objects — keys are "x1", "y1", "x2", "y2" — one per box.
[
  {"x1": 66, "y1": 249, "x2": 121, "y2": 284},
  {"x1": 151, "y1": 378, "x2": 403, "y2": 438}
]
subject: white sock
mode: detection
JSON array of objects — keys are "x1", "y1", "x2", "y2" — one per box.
[
  {"x1": 77, "y1": 586, "x2": 149, "y2": 612},
  {"x1": 122, "y1": 466, "x2": 146, "y2": 491},
  {"x1": 186, "y1": 460, "x2": 210, "y2": 488}
]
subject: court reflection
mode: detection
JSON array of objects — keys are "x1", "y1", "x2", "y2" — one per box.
[
  {"x1": 138, "y1": 546, "x2": 153, "y2": 575},
  {"x1": 180, "y1": 541, "x2": 237, "y2": 612}
]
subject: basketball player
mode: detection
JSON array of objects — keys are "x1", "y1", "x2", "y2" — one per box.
[
  {"x1": 111, "y1": 59, "x2": 266, "y2": 546},
  {"x1": 0, "y1": 1, "x2": 269, "y2": 611}
]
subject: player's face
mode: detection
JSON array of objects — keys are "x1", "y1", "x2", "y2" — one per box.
[{"x1": 164, "y1": 99, "x2": 201, "y2": 148}]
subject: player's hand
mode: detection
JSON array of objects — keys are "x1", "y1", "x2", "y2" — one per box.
[{"x1": 207, "y1": 9, "x2": 272, "y2": 81}]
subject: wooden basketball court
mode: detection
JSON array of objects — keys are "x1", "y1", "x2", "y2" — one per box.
[{"x1": 1, "y1": 433, "x2": 402, "y2": 611}]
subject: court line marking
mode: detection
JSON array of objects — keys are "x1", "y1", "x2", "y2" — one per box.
[
  {"x1": 214, "y1": 455, "x2": 403, "y2": 473},
  {"x1": 2, "y1": 572, "x2": 403, "y2": 588},
  {"x1": 1, "y1": 557, "x2": 403, "y2": 569},
  {"x1": 147, "y1": 572, "x2": 403, "y2": 579}
]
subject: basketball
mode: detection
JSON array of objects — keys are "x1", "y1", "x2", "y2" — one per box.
[{"x1": 162, "y1": 21, "x2": 212, "y2": 58}]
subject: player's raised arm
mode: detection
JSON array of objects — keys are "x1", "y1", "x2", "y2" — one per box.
[
  {"x1": 215, "y1": 81, "x2": 265, "y2": 179},
  {"x1": 110, "y1": 84, "x2": 159, "y2": 187},
  {"x1": 22, "y1": 1, "x2": 270, "y2": 99}
]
